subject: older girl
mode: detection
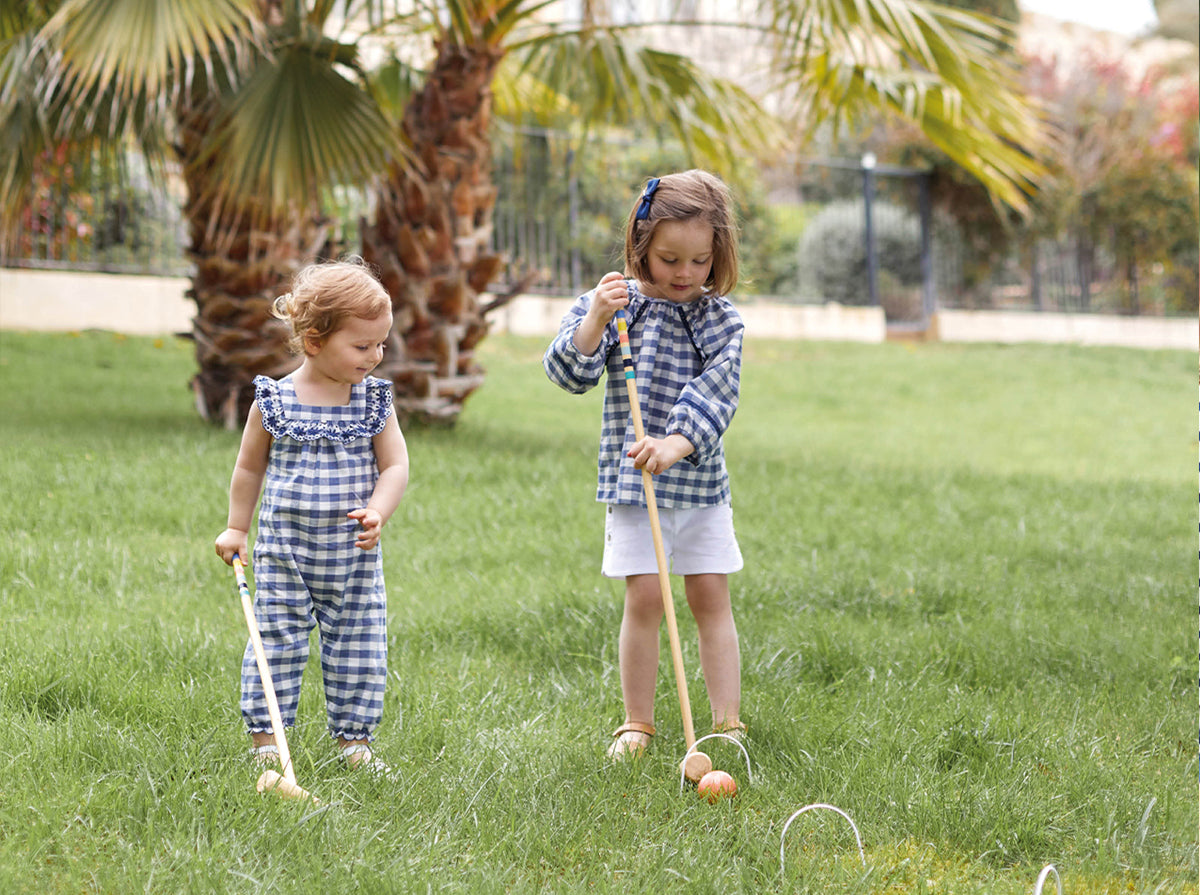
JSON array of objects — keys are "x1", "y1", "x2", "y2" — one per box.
[{"x1": 544, "y1": 170, "x2": 747, "y2": 759}]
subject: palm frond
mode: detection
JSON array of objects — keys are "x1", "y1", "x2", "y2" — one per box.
[
  {"x1": 509, "y1": 26, "x2": 783, "y2": 168},
  {"x1": 759, "y1": 0, "x2": 1045, "y2": 210},
  {"x1": 369, "y1": 52, "x2": 428, "y2": 126},
  {"x1": 195, "y1": 39, "x2": 392, "y2": 217},
  {"x1": 41, "y1": 0, "x2": 259, "y2": 108}
]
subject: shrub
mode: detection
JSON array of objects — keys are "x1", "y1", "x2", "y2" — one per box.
[{"x1": 795, "y1": 198, "x2": 923, "y2": 305}]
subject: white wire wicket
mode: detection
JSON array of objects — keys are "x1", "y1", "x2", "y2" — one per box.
[
  {"x1": 1033, "y1": 864, "x2": 1063, "y2": 895},
  {"x1": 779, "y1": 803, "x2": 867, "y2": 875},
  {"x1": 677, "y1": 733, "x2": 754, "y2": 795}
]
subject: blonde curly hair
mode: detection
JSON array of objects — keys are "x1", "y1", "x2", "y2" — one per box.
[{"x1": 272, "y1": 256, "x2": 392, "y2": 355}]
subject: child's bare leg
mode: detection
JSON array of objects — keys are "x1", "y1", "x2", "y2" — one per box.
[
  {"x1": 685, "y1": 573, "x2": 741, "y2": 728},
  {"x1": 618, "y1": 573, "x2": 664, "y2": 732},
  {"x1": 251, "y1": 731, "x2": 275, "y2": 748}
]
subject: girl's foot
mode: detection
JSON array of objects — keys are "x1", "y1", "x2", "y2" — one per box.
[
  {"x1": 712, "y1": 719, "x2": 747, "y2": 742},
  {"x1": 249, "y1": 743, "x2": 281, "y2": 769},
  {"x1": 340, "y1": 742, "x2": 397, "y2": 780},
  {"x1": 606, "y1": 721, "x2": 656, "y2": 759}
]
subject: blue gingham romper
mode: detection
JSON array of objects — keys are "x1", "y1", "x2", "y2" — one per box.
[{"x1": 241, "y1": 374, "x2": 393, "y2": 743}]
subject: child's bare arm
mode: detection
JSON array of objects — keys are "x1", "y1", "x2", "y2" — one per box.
[
  {"x1": 572, "y1": 272, "x2": 629, "y2": 356},
  {"x1": 214, "y1": 402, "x2": 271, "y2": 565},
  {"x1": 348, "y1": 414, "x2": 409, "y2": 550}
]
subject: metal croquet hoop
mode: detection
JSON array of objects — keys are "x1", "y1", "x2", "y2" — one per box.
[
  {"x1": 1034, "y1": 864, "x2": 1063, "y2": 895},
  {"x1": 677, "y1": 733, "x2": 753, "y2": 795},
  {"x1": 779, "y1": 803, "x2": 867, "y2": 875}
]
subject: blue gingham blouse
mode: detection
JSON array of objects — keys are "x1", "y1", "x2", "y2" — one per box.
[{"x1": 544, "y1": 280, "x2": 743, "y2": 508}]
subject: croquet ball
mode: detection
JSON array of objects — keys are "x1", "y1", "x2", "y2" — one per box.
[{"x1": 697, "y1": 770, "x2": 737, "y2": 803}]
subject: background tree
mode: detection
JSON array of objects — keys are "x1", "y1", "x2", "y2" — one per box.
[
  {"x1": 8, "y1": 0, "x2": 395, "y2": 425},
  {"x1": 1030, "y1": 53, "x2": 1199, "y2": 312},
  {"x1": 3, "y1": 0, "x2": 1048, "y2": 426}
]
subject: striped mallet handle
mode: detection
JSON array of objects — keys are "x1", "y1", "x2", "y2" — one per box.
[
  {"x1": 234, "y1": 555, "x2": 297, "y2": 785},
  {"x1": 615, "y1": 309, "x2": 699, "y2": 754}
]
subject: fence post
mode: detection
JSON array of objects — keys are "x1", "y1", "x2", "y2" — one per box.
[
  {"x1": 567, "y1": 146, "x2": 581, "y2": 293},
  {"x1": 918, "y1": 171, "x2": 934, "y2": 320},
  {"x1": 861, "y1": 153, "x2": 879, "y2": 307}
]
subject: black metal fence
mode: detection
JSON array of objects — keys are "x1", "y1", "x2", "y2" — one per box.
[
  {"x1": 4, "y1": 138, "x2": 1194, "y2": 321},
  {"x1": 6, "y1": 151, "x2": 191, "y2": 276}
]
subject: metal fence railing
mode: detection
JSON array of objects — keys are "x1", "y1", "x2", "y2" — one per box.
[
  {"x1": 5, "y1": 141, "x2": 1194, "y2": 321},
  {"x1": 6, "y1": 151, "x2": 192, "y2": 277}
]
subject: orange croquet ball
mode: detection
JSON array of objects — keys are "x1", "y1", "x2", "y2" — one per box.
[{"x1": 696, "y1": 770, "x2": 737, "y2": 803}]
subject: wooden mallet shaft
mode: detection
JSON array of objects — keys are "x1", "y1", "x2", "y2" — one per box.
[
  {"x1": 615, "y1": 309, "x2": 712, "y2": 784},
  {"x1": 233, "y1": 555, "x2": 308, "y2": 796}
]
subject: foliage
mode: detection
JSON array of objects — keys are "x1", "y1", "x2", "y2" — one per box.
[
  {"x1": 864, "y1": 41, "x2": 1199, "y2": 314},
  {"x1": 794, "y1": 198, "x2": 922, "y2": 305},
  {"x1": 939, "y1": 0, "x2": 1019, "y2": 21},
  {"x1": 11, "y1": 142, "x2": 187, "y2": 272},
  {"x1": 0, "y1": 329, "x2": 1195, "y2": 893},
  {"x1": 492, "y1": 135, "x2": 805, "y2": 297},
  {"x1": 1024, "y1": 52, "x2": 1200, "y2": 313},
  {"x1": 762, "y1": 0, "x2": 1046, "y2": 212}
]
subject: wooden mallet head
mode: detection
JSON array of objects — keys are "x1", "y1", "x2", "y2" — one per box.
[
  {"x1": 256, "y1": 769, "x2": 319, "y2": 804},
  {"x1": 681, "y1": 749, "x2": 713, "y2": 784}
]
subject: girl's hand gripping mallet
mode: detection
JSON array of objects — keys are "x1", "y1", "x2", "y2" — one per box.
[
  {"x1": 615, "y1": 309, "x2": 713, "y2": 784},
  {"x1": 233, "y1": 555, "x2": 318, "y2": 803}
]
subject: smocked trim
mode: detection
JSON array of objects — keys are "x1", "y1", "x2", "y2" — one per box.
[{"x1": 255, "y1": 375, "x2": 393, "y2": 443}]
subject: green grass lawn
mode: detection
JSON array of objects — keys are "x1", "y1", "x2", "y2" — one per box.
[{"x1": 0, "y1": 329, "x2": 1194, "y2": 894}]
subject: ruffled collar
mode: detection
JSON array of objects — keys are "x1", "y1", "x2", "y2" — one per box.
[
  {"x1": 255, "y1": 374, "x2": 393, "y2": 443},
  {"x1": 626, "y1": 280, "x2": 716, "y2": 321}
]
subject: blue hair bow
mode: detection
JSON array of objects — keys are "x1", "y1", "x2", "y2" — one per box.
[{"x1": 635, "y1": 178, "x2": 661, "y2": 221}]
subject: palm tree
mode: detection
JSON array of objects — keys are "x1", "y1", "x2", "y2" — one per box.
[
  {"x1": 2, "y1": 0, "x2": 1046, "y2": 426},
  {"x1": 11, "y1": 0, "x2": 396, "y2": 425},
  {"x1": 360, "y1": 0, "x2": 793, "y2": 422}
]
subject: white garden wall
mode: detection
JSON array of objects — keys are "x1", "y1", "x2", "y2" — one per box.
[{"x1": 2, "y1": 268, "x2": 1194, "y2": 350}]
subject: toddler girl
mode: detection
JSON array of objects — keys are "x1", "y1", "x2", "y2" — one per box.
[{"x1": 215, "y1": 257, "x2": 409, "y2": 774}]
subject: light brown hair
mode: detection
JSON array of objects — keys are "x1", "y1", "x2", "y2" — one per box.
[
  {"x1": 623, "y1": 169, "x2": 740, "y2": 297},
  {"x1": 272, "y1": 256, "x2": 391, "y2": 355}
]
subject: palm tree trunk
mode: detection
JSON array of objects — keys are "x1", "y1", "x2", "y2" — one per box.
[
  {"x1": 177, "y1": 99, "x2": 325, "y2": 429},
  {"x1": 362, "y1": 38, "x2": 509, "y2": 426}
]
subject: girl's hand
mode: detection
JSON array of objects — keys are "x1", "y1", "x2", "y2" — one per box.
[
  {"x1": 573, "y1": 272, "x2": 629, "y2": 355},
  {"x1": 348, "y1": 508, "x2": 384, "y2": 550},
  {"x1": 586, "y1": 271, "x2": 630, "y2": 325},
  {"x1": 215, "y1": 528, "x2": 249, "y2": 565},
  {"x1": 627, "y1": 434, "x2": 694, "y2": 475}
]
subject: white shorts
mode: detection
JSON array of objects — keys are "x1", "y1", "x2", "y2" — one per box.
[{"x1": 601, "y1": 504, "x2": 743, "y2": 578}]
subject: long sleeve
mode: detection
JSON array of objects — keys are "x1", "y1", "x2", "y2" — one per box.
[
  {"x1": 666, "y1": 300, "x2": 743, "y2": 467},
  {"x1": 543, "y1": 280, "x2": 743, "y2": 509},
  {"x1": 543, "y1": 291, "x2": 610, "y2": 394}
]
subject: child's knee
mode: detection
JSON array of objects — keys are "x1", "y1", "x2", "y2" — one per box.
[
  {"x1": 685, "y1": 573, "x2": 729, "y2": 604},
  {"x1": 624, "y1": 575, "x2": 665, "y2": 619}
]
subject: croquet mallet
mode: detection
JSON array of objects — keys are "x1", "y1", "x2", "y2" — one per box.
[
  {"x1": 615, "y1": 309, "x2": 713, "y2": 784},
  {"x1": 233, "y1": 555, "x2": 318, "y2": 803}
]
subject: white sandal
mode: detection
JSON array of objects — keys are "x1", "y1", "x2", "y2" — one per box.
[
  {"x1": 340, "y1": 742, "x2": 397, "y2": 780},
  {"x1": 249, "y1": 743, "x2": 281, "y2": 769}
]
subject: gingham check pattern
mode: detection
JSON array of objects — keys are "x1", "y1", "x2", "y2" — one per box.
[
  {"x1": 241, "y1": 375, "x2": 392, "y2": 742},
  {"x1": 544, "y1": 280, "x2": 743, "y2": 508}
]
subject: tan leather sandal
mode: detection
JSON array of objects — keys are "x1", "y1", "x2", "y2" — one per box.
[
  {"x1": 606, "y1": 721, "x2": 656, "y2": 759},
  {"x1": 712, "y1": 719, "x2": 747, "y2": 742}
]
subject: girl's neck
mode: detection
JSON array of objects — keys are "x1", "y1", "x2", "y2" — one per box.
[
  {"x1": 636, "y1": 279, "x2": 704, "y2": 304},
  {"x1": 291, "y1": 362, "x2": 353, "y2": 406}
]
